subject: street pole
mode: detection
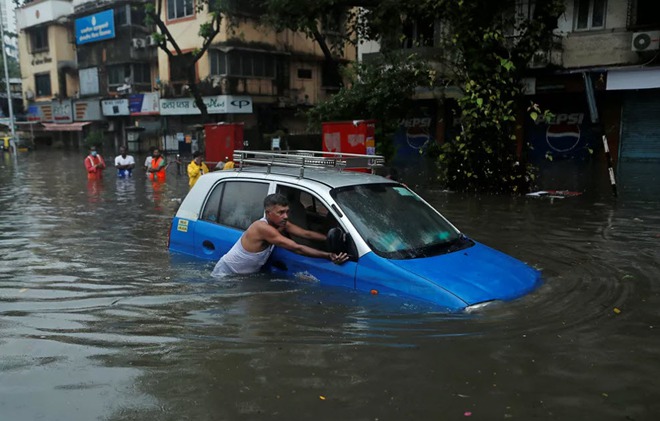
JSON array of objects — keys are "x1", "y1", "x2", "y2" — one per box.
[{"x1": 0, "y1": 3, "x2": 17, "y2": 153}]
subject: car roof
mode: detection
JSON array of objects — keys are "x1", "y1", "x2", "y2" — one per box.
[{"x1": 177, "y1": 166, "x2": 397, "y2": 221}]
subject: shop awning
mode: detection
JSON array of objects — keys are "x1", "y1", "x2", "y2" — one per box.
[
  {"x1": 607, "y1": 68, "x2": 660, "y2": 90},
  {"x1": 41, "y1": 122, "x2": 92, "y2": 132}
]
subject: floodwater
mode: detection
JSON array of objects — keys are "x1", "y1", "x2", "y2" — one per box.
[{"x1": 1, "y1": 149, "x2": 659, "y2": 421}]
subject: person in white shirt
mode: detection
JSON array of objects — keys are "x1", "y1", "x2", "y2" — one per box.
[
  {"x1": 143, "y1": 146, "x2": 155, "y2": 172},
  {"x1": 114, "y1": 146, "x2": 136, "y2": 178}
]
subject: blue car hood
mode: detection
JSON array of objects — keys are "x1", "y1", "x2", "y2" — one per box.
[{"x1": 387, "y1": 241, "x2": 541, "y2": 305}]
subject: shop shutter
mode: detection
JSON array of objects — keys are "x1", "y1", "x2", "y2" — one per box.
[{"x1": 620, "y1": 92, "x2": 660, "y2": 160}]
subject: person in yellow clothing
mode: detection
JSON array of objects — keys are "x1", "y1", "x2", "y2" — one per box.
[
  {"x1": 187, "y1": 151, "x2": 210, "y2": 188},
  {"x1": 222, "y1": 157, "x2": 234, "y2": 170}
]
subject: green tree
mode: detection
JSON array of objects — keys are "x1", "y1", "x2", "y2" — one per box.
[
  {"x1": 260, "y1": 0, "x2": 564, "y2": 193},
  {"x1": 307, "y1": 54, "x2": 433, "y2": 160}
]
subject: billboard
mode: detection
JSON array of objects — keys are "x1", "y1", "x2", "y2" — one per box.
[{"x1": 75, "y1": 9, "x2": 115, "y2": 45}]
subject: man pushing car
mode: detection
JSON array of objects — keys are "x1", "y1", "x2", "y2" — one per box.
[{"x1": 211, "y1": 193, "x2": 349, "y2": 277}]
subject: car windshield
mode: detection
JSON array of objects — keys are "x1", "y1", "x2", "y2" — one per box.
[{"x1": 332, "y1": 184, "x2": 468, "y2": 259}]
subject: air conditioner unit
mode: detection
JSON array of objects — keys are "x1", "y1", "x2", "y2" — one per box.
[
  {"x1": 146, "y1": 35, "x2": 158, "y2": 47},
  {"x1": 631, "y1": 31, "x2": 660, "y2": 52},
  {"x1": 131, "y1": 38, "x2": 146, "y2": 49}
]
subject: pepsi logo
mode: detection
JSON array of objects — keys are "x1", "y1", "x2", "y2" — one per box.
[
  {"x1": 546, "y1": 123, "x2": 581, "y2": 152},
  {"x1": 399, "y1": 117, "x2": 432, "y2": 150}
]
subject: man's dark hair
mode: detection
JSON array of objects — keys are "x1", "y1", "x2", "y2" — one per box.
[
  {"x1": 192, "y1": 151, "x2": 203, "y2": 158},
  {"x1": 264, "y1": 193, "x2": 289, "y2": 209}
]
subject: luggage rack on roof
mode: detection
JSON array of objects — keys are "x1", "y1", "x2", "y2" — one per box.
[{"x1": 234, "y1": 150, "x2": 385, "y2": 177}]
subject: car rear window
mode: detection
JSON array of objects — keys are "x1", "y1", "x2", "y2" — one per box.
[{"x1": 201, "y1": 180, "x2": 269, "y2": 230}]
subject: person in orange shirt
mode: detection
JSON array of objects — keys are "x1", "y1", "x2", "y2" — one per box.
[
  {"x1": 147, "y1": 148, "x2": 167, "y2": 181},
  {"x1": 84, "y1": 146, "x2": 106, "y2": 180}
]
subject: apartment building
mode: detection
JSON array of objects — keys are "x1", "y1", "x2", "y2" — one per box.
[
  {"x1": 16, "y1": 0, "x2": 353, "y2": 152},
  {"x1": 155, "y1": 1, "x2": 354, "y2": 152},
  {"x1": 16, "y1": 0, "x2": 160, "y2": 149}
]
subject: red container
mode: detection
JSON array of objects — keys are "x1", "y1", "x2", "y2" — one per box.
[
  {"x1": 204, "y1": 122, "x2": 244, "y2": 167},
  {"x1": 322, "y1": 120, "x2": 376, "y2": 172},
  {"x1": 322, "y1": 120, "x2": 376, "y2": 155}
]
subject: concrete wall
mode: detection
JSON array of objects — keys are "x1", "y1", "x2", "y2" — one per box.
[
  {"x1": 156, "y1": 8, "x2": 353, "y2": 106},
  {"x1": 558, "y1": 0, "x2": 640, "y2": 68},
  {"x1": 19, "y1": 24, "x2": 78, "y2": 102}
]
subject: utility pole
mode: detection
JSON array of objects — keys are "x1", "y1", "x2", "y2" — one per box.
[{"x1": 0, "y1": 2, "x2": 17, "y2": 153}]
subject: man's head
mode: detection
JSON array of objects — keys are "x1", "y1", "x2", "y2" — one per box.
[
  {"x1": 264, "y1": 193, "x2": 290, "y2": 229},
  {"x1": 119, "y1": 146, "x2": 127, "y2": 157},
  {"x1": 192, "y1": 150, "x2": 203, "y2": 164},
  {"x1": 89, "y1": 146, "x2": 98, "y2": 156},
  {"x1": 153, "y1": 148, "x2": 161, "y2": 158}
]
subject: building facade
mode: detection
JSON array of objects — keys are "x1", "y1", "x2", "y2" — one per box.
[
  {"x1": 16, "y1": 0, "x2": 354, "y2": 153},
  {"x1": 527, "y1": 0, "x2": 660, "y2": 166},
  {"x1": 155, "y1": 1, "x2": 354, "y2": 153}
]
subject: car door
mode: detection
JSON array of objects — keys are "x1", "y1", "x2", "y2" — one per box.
[
  {"x1": 268, "y1": 184, "x2": 358, "y2": 289},
  {"x1": 193, "y1": 179, "x2": 270, "y2": 261}
]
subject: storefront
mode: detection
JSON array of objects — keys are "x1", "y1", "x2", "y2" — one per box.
[
  {"x1": 607, "y1": 68, "x2": 660, "y2": 161},
  {"x1": 159, "y1": 94, "x2": 253, "y2": 155}
]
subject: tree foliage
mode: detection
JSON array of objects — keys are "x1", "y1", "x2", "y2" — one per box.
[
  {"x1": 307, "y1": 54, "x2": 433, "y2": 160},
  {"x1": 260, "y1": 0, "x2": 565, "y2": 193}
]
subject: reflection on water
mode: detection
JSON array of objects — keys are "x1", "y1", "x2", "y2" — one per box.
[{"x1": 1, "y1": 150, "x2": 659, "y2": 420}]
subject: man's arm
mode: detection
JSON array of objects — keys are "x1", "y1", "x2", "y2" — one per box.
[
  {"x1": 285, "y1": 222, "x2": 326, "y2": 242},
  {"x1": 258, "y1": 223, "x2": 347, "y2": 263}
]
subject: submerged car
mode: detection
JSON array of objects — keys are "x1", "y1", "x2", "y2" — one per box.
[{"x1": 169, "y1": 150, "x2": 541, "y2": 311}]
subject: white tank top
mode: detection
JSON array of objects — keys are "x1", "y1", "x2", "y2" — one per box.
[{"x1": 211, "y1": 218, "x2": 274, "y2": 277}]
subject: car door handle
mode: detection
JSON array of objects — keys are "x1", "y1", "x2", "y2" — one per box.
[{"x1": 202, "y1": 240, "x2": 215, "y2": 251}]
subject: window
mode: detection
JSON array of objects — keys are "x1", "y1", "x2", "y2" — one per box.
[
  {"x1": 201, "y1": 181, "x2": 269, "y2": 230},
  {"x1": 210, "y1": 51, "x2": 276, "y2": 78},
  {"x1": 333, "y1": 184, "x2": 463, "y2": 259},
  {"x1": 107, "y1": 63, "x2": 151, "y2": 90},
  {"x1": 168, "y1": 0, "x2": 194, "y2": 20},
  {"x1": 297, "y1": 68, "x2": 312, "y2": 79},
  {"x1": 115, "y1": 5, "x2": 128, "y2": 25},
  {"x1": 29, "y1": 27, "x2": 48, "y2": 52},
  {"x1": 401, "y1": 17, "x2": 435, "y2": 48},
  {"x1": 632, "y1": 0, "x2": 660, "y2": 28},
  {"x1": 35, "y1": 73, "x2": 51, "y2": 97},
  {"x1": 276, "y1": 185, "x2": 338, "y2": 248},
  {"x1": 574, "y1": 0, "x2": 606, "y2": 30}
]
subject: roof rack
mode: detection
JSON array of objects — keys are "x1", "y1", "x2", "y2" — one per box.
[{"x1": 234, "y1": 150, "x2": 385, "y2": 177}]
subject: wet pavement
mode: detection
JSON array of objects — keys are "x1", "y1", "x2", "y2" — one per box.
[{"x1": 1, "y1": 149, "x2": 659, "y2": 420}]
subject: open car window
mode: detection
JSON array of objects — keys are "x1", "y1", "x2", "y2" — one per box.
[{"x1": 276, "y1": 184, "x2": 356, "y2": 256}]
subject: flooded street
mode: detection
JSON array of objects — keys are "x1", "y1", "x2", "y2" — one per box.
[{"x1": 1, "y1": 149, "x2": 659, "y2": 420}]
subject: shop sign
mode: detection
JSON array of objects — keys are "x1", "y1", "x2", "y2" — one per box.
[
  {"x1": 52, "y1": 99, "x2": 73, "y2": 123},
  {"x1": 75, "y1": 9, "x2": 115, "y2": 45},
  {"x1": 159, "y1": 95, "x2": 253, "y2": 115},
  {"x1": 102, "y1": 99, "x2": 130, "y2": 116},
  {"x1": 129, "y1": 93, "x2": 160, "y2": 115},
  {"x1": 27, "y1": 103, "x2": 53, "y2": 122},
  {"x1": 74, "y1": 100, "x2": 102, "y2": 121}
]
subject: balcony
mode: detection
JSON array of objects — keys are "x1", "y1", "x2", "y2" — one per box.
[{"x1": 16, "y1": 0, "x2": 74, "y2": 31}]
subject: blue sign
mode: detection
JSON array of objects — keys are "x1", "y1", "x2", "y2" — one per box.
[{"x1": 75, "y1": 9, "x2": 115, "y2": 45}]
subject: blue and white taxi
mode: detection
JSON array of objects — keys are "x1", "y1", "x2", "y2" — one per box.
[{"x1": 169, "y1": 150, "x2": 541, "y2": 311}]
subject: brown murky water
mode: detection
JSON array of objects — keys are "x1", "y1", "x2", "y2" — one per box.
[{"x1": 1, "y1": 150, "x2": 659, "y2": 420}]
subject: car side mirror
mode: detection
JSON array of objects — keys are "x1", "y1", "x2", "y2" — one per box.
[{"x1": 326, "y1": 227, "x2": 347, "y2": 254}]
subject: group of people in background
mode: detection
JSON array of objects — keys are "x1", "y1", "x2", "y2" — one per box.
[{"x1": 84, "y1": 145, "x2": 232, "y2": 188}]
